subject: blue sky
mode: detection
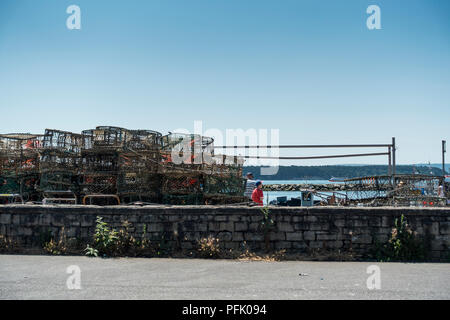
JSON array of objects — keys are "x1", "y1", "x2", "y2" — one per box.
[{"x1": 0, "y1": 0, "x2": 448, "y2": 165}]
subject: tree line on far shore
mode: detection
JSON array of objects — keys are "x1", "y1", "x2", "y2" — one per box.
[{"x1": 243, "y1": 165, "x2": 446, "y2": 180}]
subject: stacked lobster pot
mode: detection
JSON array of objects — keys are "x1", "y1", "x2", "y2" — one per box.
[
  {"x1": 116, "y1": 129, "x2": 162, "y2": 203},
  {"x1": 80, "y1": 126, "x2": 163, "y2": 204},
  {"x1": 202, "y1": 154, "x2": 247, "y2": 204},
  {"x1": 159, "y1": 133, "x2": 213, "y2": 204},
  {"x1": 0, "y1": 126, "x2": 249, "y2": 205},
  {"x1": 79, "y1": 126, "x2": 126, "y2": 204},
  {"x1": 38, "y1": 129, "x2": 84, "y2": 198},
  {"x1": 0, "y1": 133, "x2": 43, "y2": 202}
]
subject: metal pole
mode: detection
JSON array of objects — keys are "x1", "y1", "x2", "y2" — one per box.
[
  {"x1": 388, "y1": 146, "x2": 392, "y2": 176},
  {"x1": 443, "y1": 140, "x2": 446, "y2": 177},
  {"x1": 392, "y1": 137, "x2": 396, "y2": 177}
]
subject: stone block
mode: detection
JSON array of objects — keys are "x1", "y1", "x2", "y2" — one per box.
[
  {"x1": 325, "y1": 240, "x2": 343, "y2": 249},
  {"x1": 317, "y1": 233, "x2": 337, "y2": 241},
  {"x1": 18, "y1": 227, "x2": 33, "y2": 236},
  {"x1": 168, "y1": 215, "x2": 181, "y2": 222},
  {"x1": 352, "y1": 234, "x2": 372, "y2": 244},
  {"x1": 374, "y1": 234, "x2": 389, "y2": 242},
  {"x1": 181, "y1": 242, "x2": 193, "y2": 249},
  {"x1": 308, "y1": 241, "x2": 323, "y2": 249},
  {"x1": 277, "y1": 222, "x2": 294, "y2": 232},
  {"x1": 286, "y1": 232, "x2": 303, "y2": 241},
  {"x1": 248, "y1": 222, "x2": 260, "y2": 232},
  {"x1": 214, "y1": 216, "x2": 228, "y2": 222},
  {"x1": 250, "y1": 216, "x2": 263, "y2": 222},
  {"x1": 52, "y1": 214, "x2": 66, "y2": 227},
  {"x1": 208, "y1": 222, "x2": 220, "y2": 232},
  {"x1": 148, "y1": 223, "x2": 164, "y2": 232},
  {"x1": 334, "y1": 219, "x2": 346, "y2": 227},
  {"x1": 219, "y1": 222, "x2": 234, "y2": 232},
  {"x1": 268, "y1": 232, "x2": 286, "y2": 241},
  {"x1": 234, "y1": 222, "x2": 248, "y2": 232},
  {"x1": 439, "y1": 222, "x2": 450, "y2": 235},
  {"x1": 232, "y1": 232, "x2": 244, "y2": 241},
  {"x1": 12, "y1": 215, "x2": 20, "y2": 225},
  {"x1": 291, "y1": 242, "x2": 308, "y2": 250},
  {"x1": 293, "y1": 222, "x2": 308, "y2": 231},
  {"x1": 303, "y1": 231, "x2": 315, "y2": 241},
  {"x1": 275, "y1": 241, "x2": 292, "y2": 249},
  {"x1": 304, "y1": 216, "x2": 318, "y2": 223},
  {"x1": 196, "y1": 223, "x2": 207, "y2": 232},
  {"x1": 0, "y1": 214, "x2": 11, "y2": 224},
  {"x1": 224, "y1": 242, "x2": 239, "y2": 250},
  {"x1": 244, "y1": 233, "x2": 264, "y2": 241},
  {"x1": 310, "y1": 223, "x2": 326, "y2": 231},
  {"x1": 80, "y1": 215, "x2": 94, "y2": 227},
  {"x1": 65, "y1": 227, "x2": 78, "y2": 238},
  {"x1": 354, "y1": 220, "x2": 368, "y2": 227},
  {"x1": 425, "y1": 222, "x2": 439, "y2": 236},
  {"x1": 184, "y1": 232, "x2": 200, "y2": 241},
  {"x1": 217, "y1": 232, "x2": 232, "y2": 242},
  {"x1": 382, "y1": 216, "x2": 394, "y2": 228}
]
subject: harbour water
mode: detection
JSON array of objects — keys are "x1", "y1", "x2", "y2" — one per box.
[{"x1": 261, "y1": 179, "x2": 344, "y2": 204}]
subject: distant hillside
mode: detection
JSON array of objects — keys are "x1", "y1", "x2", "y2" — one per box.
[
  {"x1": 417, "y1": 163, "x2": 450, "y2": 172},
  {"x1": 243, "y1": 165, "x2": 447, "y2": 180}
]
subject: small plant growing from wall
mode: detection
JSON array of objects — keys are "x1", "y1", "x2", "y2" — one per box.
[
  {"x1": 42, "y1": 227, "x2": 68, "y2": 255},
  {"x1": 0, "y1": 235, "x2": 20, "y2": 253},
  {"x1": 372, "y1": 214, "x2": 426, "y2": 262},
  {"x1": 260, "y1": 206, "x2": 275, "y2": 252},
  {"x1": 84, "y1": 217, "x2": 153, "y2": 257},
  {"x1": 84, "y1": 245, "x2": 99, "y2": 257},
  {"x1": 197, "y1": 236, "x2": 221, "y2": 258},
  {"x1": 86, "y1": 216, "x2": 118, "y2": 257}
]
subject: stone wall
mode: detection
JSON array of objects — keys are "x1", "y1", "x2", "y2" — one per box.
[{"x1": 0, "y1": 205, "x2": 449, "y2": 261}]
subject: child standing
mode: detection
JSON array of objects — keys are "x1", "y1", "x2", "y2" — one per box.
[{"x1": 251, "y1": 180, "x2": 264, "y2": 206}]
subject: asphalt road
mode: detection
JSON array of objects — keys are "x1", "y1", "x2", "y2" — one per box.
[{"x1": 0, "y1": 255, "x2": 449, "y2": 299}]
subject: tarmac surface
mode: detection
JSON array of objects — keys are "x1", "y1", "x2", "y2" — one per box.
[{"x1": 0, "y1": 255, "x2": 449, "y2": 299}]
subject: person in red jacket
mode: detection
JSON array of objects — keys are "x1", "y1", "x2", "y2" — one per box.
[{"x1": 251, "y1": 181, "x2": 264, "y2": 206}]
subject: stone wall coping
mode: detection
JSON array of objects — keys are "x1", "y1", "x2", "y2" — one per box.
[{"x1": 0, "y1": 204, "x2": 448, "y2": 216}]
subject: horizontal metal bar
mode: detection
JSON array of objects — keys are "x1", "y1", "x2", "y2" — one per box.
[
  {"x1": 242, "y1": 152, "x2": 390, "y2": 160},
  {"x1": 215, "y1": 144, "x2": 392, "y2": 149}
]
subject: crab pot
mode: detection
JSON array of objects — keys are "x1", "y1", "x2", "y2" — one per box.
[
  {"x1": 79, "y1": 150, "x2": 118, "y2": 195},
  {"x1": 42, "y1": 129, "x2": 84, "y2": 153},
  {"x1": 0, "y1": 173, "x2": 39, "y2": 201},
  {"x1": 81, "y1": 150, "x2": 119, "y2": 172},
  {"x1": 117, "y1": 172, "x2": 161, "y2": 203},
  {"x1": 125, "y1": 129, "x2": 162, "y2": 151},
  {"x1": 0, "y1": 134, "x2": 42, "y2": 175},
  {"x1": 39, "y1": 170, "x2": 78, "y2": 193},
  {"x1": 78, "y1": 173, "x2": 118, "y2": 195},
  {"x1": 161, "y1": 133, "x2": 214, "y2": 161},
  {"x1": 0, "y1": 133, "x2": 43, "y2": 151},
  {"x1": 161, "y1": 173, "x2": 203, "y2": 195},
  {"x1": 0, "y1": 153, "x2": 39, "y2": 174},
  {"x1": 39, "y1": 148, "x2": 81, "y2": 171},
  {"x1": 202, "y1": 174, "x2": 246, "y2": 196},
  {"x1": 161, "y1": 193, "x2": 204, "y2": 205},
  {"x1": 118, "y1": 150, "x2": 160, "y2": 173},
  {"x1": 82, "y1": 126, "x2": 131, "y2": 149},
  {"x1": 0, "y1": 175, "x2": 20, "y2": 194}
]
